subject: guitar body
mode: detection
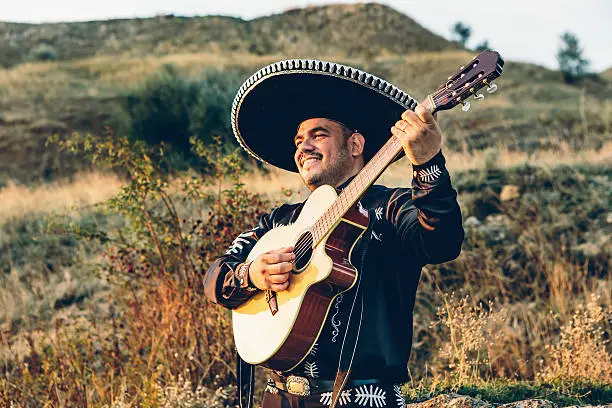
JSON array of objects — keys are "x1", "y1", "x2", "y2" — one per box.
[{"x1": 232, "y1": 185, "x2": 369, "y2": 371}]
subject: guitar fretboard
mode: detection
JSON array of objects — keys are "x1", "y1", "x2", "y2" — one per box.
[{"x1": 310, "y1": 97, "x2": 435, "y2": 245}]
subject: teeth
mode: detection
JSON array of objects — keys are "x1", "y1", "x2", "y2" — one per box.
[{"x1": 302, "y1": 157, "x2": 319, "y2": 166}]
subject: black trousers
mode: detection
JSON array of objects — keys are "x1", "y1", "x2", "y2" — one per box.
[{"x1": 262, "y1": 381, "x2": 406, "y2": 408}]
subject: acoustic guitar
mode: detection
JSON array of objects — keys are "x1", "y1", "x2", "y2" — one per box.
[{"x1": 232, "y1": 50, "x2": 504, "y2": 371}]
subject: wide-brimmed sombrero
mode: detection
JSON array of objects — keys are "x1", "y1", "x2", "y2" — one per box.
[{"x1": 231, "y1": 59, "x2": 418, "y2": 172}]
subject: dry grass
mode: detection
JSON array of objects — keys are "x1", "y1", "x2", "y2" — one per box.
[
  {"x1": 1, "y1": 142, "x2": 608, "y2": 223},
  {"x1": 541, "y1": 293, "x2": 612, "y2": 383},
  {"x1": 240, "y1": 143, "x2": 612, "y2": 199},
  {"x1": 71, "y1": 52, "x2": 276, "y2": 88},
  {"x1": 0, "y1": 52, "x2": 345, "y2": 100},
  {"x1": 0, "y1": 172, "x2": 122, "y2": 223}
]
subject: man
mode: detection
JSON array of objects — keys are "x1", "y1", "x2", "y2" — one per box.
[{"x1": 204, "y1": 59, "x2": 464, "y2": 408}]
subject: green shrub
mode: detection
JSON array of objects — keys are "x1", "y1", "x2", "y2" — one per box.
[
  {"x1": 124, "y1": 64, "x2": 243, "y2": 171},
  {"x1": 557, "y1": 32, "x2": 590, "y2": 84},
  {"x1": 28, "y1": 44, "x2": 58, "y2": 61}
]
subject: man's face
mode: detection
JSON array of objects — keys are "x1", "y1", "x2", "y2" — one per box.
[{"x1": 293, "y1": 118, "x2": 353, "y2": 190}]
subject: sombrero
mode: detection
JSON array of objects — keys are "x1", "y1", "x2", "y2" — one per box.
[{"x1": 231, "y1": 59, "x2": 418, "y2": 173}]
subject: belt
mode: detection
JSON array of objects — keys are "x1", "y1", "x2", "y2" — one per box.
[{"x1": 271, "y1": 373, "x2": 379, "y2": 396}]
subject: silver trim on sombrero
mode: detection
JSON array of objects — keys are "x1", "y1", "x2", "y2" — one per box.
[{"x1": 231, "y1": 59, "x2": 418, "y2": 166}]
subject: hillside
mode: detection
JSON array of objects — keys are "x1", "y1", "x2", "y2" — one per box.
[
  {"x1": 0, "y1": 3, "x2": 611, "y2": 186},
  {"x1": 0, "y1": 3, "x2": 455, "y2": 69}
]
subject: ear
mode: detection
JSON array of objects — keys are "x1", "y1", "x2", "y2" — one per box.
[{"x1": 348, "y1": 132, "x2": 365, "y2": 158}]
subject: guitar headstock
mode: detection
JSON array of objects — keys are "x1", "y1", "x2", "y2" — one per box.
[{"x1": 429, "y1": 50, "x2": 504, "y2": 113}]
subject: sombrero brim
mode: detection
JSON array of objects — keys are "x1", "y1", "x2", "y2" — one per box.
[{"x1": 231, "y1": 60, "x2": 418, "y2": 172}]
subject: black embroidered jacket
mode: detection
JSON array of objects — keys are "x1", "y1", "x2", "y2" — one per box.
[{"x1": 204, "y1": 151, "x2": 464, "y2": 382}]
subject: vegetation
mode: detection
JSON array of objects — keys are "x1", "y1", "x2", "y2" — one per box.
[
  {"x1": 0, "y1": 3, "x2": 610, "y2": 407},
  {"x1": 451, "y1": 22, "x2": 472, "y2": 47},
  {"x1": 27, "y1": 44, "x2": 58, "y2": 62},
  {"x1": 557, "y1": 32, "x2": 590, "y2": 84},
  {"x1": 475, "y1": 40, "x2": 491, "y2": 52},
  {"x1": 1, "y1": 134, "x2": 610, "y2": 406},
  {"x1": 124, "y1": 64, "x2": 242, "y2": 169}
]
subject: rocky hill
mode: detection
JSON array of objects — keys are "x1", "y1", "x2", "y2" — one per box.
[{"x1": 0, "y1": 3, "x2": 456, "y2": 69}]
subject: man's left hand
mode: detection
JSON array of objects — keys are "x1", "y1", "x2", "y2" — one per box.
[{"x1": 391, "y1": 105, "x2": 442, "y2": 165}]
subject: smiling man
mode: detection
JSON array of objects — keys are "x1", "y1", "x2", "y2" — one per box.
[
  {"x1": 294, "y1": 119, "x2": 364, "y2": 191},
  {"x1": 204, "y1": 60, "x2": 464, "y2": 408}
]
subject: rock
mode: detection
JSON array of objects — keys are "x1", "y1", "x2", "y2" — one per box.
[
  {"x1": 404, "y1": 394, "x2": 611, "y2": 408},
  {"x1": 465, "y1": 216, "x2": 481, "y2": 228},
  {"x1": 500, "y1": 185, "x2": 521, "y2": 202},
  {"x1": 406, "y1": 394, "x2": 493, "y2": 408},
  {"x1": 498, "y1": 399, "x2": 557, "y2": 408},
  {"x1": 564, "y1": 405, "x2": 612, "y2": 408}
]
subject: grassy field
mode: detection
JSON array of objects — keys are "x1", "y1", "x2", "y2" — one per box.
[{"x1": 0, "y1": 3, "x2": 611, "y2": 407}]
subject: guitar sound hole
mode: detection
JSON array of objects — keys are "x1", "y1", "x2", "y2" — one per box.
[{"x1": 293, "y1": 230, "x2": 314, "y2": 273}]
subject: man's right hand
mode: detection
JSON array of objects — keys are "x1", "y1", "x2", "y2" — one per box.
[{"x1": 248, "y1": 246, "x2": 295, "y2": 292}]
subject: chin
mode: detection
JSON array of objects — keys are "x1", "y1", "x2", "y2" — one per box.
[{"x1": 302, "y1": 172, "x2": 324, "y2": 188}]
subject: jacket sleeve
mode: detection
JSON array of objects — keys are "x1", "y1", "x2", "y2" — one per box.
[
  {"x1": 203, "y1": 209, "x2": 276, "y2": 309},
  {"x1": 386, "y1": 150, "x2": 464, "y2": 266}
]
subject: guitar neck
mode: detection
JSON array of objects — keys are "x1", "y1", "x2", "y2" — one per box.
[{"x1": 310, "y1": 97, "x2": 435, "y2": 245}]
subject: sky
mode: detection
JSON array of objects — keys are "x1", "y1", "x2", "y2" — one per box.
[{"x1": 1, "y1": 0, "x2": 611, "y2": 72}]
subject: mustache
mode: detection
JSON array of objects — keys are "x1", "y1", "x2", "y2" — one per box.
[{"x1": 298, "y1": 152, "x2": 323, "y2": 164}]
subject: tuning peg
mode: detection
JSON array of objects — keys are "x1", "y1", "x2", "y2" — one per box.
[
  {"x1": 461, "y1": 101, "x2": 471, "y2": 112},
  {"x1": 486, "y1": 83, "x2": 498, "y2": 93},
  {"x1": 473, "y1": 93, "x2": 485, "y2": 100}
]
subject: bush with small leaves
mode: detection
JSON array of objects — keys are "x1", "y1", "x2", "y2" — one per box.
[
  {"x1": 28, "y1": 44, "x2": 58, "y2": 61},
  {"x1": 124, "y1": 64, "x2": 243, "y2": 171}
]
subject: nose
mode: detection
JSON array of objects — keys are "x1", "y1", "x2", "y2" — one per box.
[
  {"x1": 296, "y1": 137, "x2": 316, "y2": 158},
  {"x1": 299, "y1": 136, "x2": 315, "y2": 152},
  {"x1": 295, "y1": 138, "x2": 315, "y2": 167}
]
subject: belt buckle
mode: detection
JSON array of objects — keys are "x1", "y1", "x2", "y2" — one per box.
[{"x1": 285, "y1": 375, "x2": 310, "y2": 396}]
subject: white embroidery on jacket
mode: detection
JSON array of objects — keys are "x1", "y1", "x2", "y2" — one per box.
[
  {"x1": 394, "y1": 385, "x2": 405, "y2": 408},
  {"x1": 417, "y1": 164, "x2": 442, "y2": 183},
  {"x1": 303, "y1": 361, "x2": 319, "y2": 378},
  {"x1": 225, "y1": 230, "x2": 257, "y2": 255},
  {"x1": 330, "y1": 294, "x2": 344, "y2": 342},
  {"x1": 309, "y1": 342, "x2": 318, "y2": 356},
  {"x1": 374, "y1": 207, "x2": 383, "y2": 220},
  {"x1": 355, "y1": 385, "x2": 387, "y2": 407},
  {"x1": 320, "y1": 390, "x2": 352, "y2": 406}
]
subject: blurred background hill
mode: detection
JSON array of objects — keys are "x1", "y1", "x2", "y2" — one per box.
[{"x1": 0, "y1": 3, "x2": 455, "y2": 69}]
